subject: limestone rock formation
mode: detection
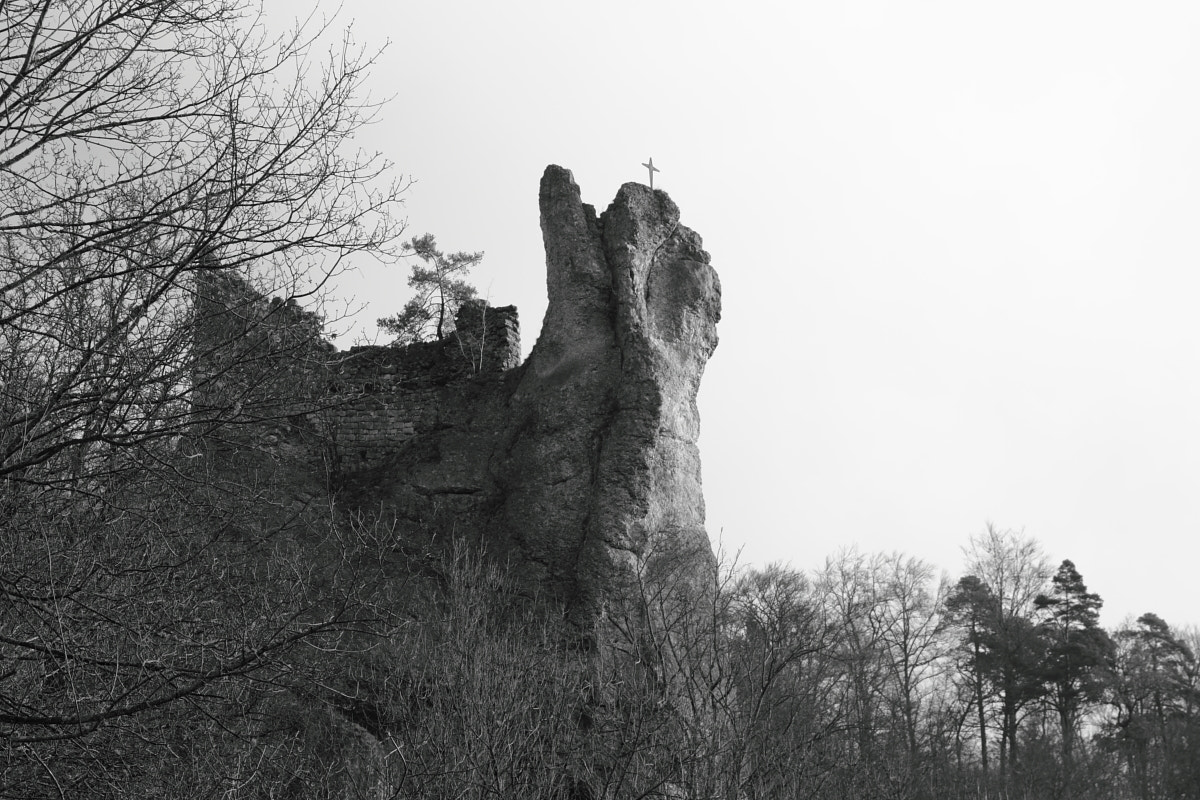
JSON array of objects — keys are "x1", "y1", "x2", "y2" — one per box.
[
  {"x1": 501, "y1": 165, "x2": 722, "y2": 622},
  {"x1": 214, "y1": 165, "x2": 722, "y2": 626},
  {"x1": 181, "y1": 165, "x2": 724, "y2": 795}
]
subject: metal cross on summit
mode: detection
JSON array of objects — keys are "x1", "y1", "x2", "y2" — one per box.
[{"x1": 642, "y1": 157, "x2": 660, "y2": 190}]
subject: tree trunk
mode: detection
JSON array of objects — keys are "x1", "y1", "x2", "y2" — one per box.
[{"x1": 974, "y1": 640, "x2": 989, "y2": 776}]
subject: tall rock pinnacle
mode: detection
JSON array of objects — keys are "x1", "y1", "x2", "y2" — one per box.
[{"x1": 502, "y1": 165, "x2": 722, "y2": 623}]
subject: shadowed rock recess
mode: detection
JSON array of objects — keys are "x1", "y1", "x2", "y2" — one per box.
[{"x1": 208, "y1": 165, "x2": 722, "y2": 626}]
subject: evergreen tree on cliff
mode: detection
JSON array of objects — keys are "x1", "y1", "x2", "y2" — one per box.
[{"x1": 378, "y1": 233, "x2": 482, "y2": 344}]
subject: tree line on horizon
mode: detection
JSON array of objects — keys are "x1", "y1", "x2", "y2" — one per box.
[
  {"x1": 247, "y1": 523, "x2": 1199, "y2": 800},
  {"x1": 683, "y1": 524, "x2": 1200, "y2": 800},
  {"x1": 412, "y1": 522, "x2": 1197, "y2": 800}
]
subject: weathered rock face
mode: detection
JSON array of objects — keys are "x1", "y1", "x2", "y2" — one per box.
[
  {"x1": 500, "y1": 165, "x2": 721, "y2": 622},
  {"x1": 227, "y1": 165, "x2": 721, "y2": 625}
]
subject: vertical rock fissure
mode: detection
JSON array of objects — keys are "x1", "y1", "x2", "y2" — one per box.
[{"x1": 644, "y1": 221, "x2": 681, "y2": 307}]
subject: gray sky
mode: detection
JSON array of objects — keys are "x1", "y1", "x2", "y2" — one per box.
[{"x1": 288, "y1": 0, "x2": 1200, "y2": 629}]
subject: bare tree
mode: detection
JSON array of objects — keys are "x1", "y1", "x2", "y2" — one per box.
[
  {"x1": 876, "y1": 554, "x2": 949, "y2": 769},
  {"x1": 0, "y1": 0, "x2": 405, "y2": 794},
  {"x1": 352, "y1": 545, "x2": 588, "y2": 800},
  {"x1": 0, "y1": 0, "x2": 405, "y2": 489},
  {"x1": 727, "y1": 563, "x2": 846, "y2": 799},
  {"x1": 962, "y1": 524, "x2": 1052, "y2": 620}
]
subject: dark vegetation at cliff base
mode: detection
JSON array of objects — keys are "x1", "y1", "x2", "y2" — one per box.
[{"x1": 6, "y1": 478, "x2": 1200, "y2": 800}]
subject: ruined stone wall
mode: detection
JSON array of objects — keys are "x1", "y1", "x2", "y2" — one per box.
[
  {"x1": 192, "y1": 270, "x2": 339, "y2": 452},
  {"x1": 319, "y1": 302, "x2": 520, "y2": 473},
  {"x1": 195, "y1": 270, "x2": 520, "y2": 475}
]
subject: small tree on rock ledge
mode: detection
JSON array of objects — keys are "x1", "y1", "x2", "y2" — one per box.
[{"x1": 378, "y1": 233, "x2": 482, "y2": 345}]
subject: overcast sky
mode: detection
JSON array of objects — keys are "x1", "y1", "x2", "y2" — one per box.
[{"x1": 284, "y1": 1, "x2": 1200, "y2": 630}]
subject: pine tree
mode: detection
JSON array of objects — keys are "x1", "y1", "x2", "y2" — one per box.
[
  {"x1": 946, "y1": 575, "x2": 1045, "y2": 778},
  {"x1": 946, "y1": 575, "x2": 999, "y2": 776},
  {"x1": 378, "y1": 233, "x2": 481, "y2": 344},
  {"x1": 1034, "y1": 559, "x2": 1115, "y2": 774},
  {"x1": 1108, "y1": 613, "x2": 1197, "y2": 799}
]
